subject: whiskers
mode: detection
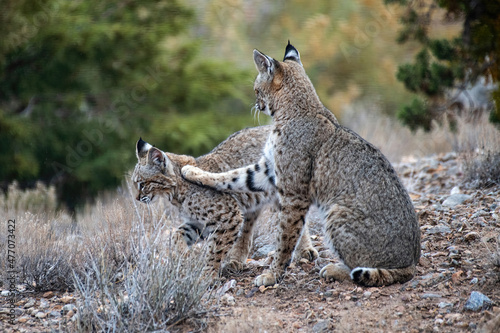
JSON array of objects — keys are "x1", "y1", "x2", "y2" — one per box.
[{"x1": 250, "y1": 104, "x2": 262, "y2": 125}]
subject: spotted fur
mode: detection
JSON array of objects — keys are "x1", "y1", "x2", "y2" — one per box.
[
  {"x1": 132, "y1": 126, "x2": 318, "y2": 278},
  {"x1": 182, "y1": 42, "x2": 420, "y2": 287}
]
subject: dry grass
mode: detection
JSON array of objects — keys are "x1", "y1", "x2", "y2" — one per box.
[
  {"x1": 0, "y1": 181, "x2": 77, "y2": 291},
  {"x1": 341, "y1": 103, "x2": 454, "y2": 163},
  {"x1": 454, "y1": 115, "x2": 500, "y2": 188},
  {"x1": 343, "y1": 104, "x2": 500, "y2": 188},
  {"x1": 1, "y1": 182, "x2": 213, "y2": 331}
]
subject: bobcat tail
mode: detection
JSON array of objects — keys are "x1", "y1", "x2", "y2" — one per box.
[{"x1": 350, "y1": 264, "x2": 416, "y2": 287}]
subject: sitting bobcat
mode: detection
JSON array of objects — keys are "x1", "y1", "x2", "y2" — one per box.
[
  {"x1": 182, "y1": 42, "x2": 421, "y2": 287},
  {"x1": 132, "y1": 126, "x2": 318, "y2": 278}
]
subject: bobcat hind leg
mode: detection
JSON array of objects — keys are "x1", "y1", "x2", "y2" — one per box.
[{"x1": 204, "y1": 211, "x2": 244, "y2": 279}]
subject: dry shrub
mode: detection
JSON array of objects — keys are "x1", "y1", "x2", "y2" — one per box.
[
  {"x1": 73, "y1": 191, "x2": 212, "y2": 332},
  {"x1": 341, "y1": 103, "x2": 453, "y2": 163},
  {"x1": 1, "y1": 181, "x2": 213, "y2": 330},
  {"x1": 0, "y1": 185, "x2": 77, "y2": 291},
  {"x1": 17, "y1": 212, "x2": 80, "y2": 292},
  {"x1": 455, "y1": 114, "x2": 500, "y2": 188},
  {"x1": 1, "y1": 181, "x2": 58, "y2": 214}
]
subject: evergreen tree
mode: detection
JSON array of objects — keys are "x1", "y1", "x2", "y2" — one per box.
[
  {"x1": 0, "y1": 0, "x2": 253, "y2": 209},
  {"x1": 385, "y1": 0, "x2": 500, "y2": 130}
]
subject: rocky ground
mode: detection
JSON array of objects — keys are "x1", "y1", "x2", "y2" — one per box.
[{"x1": 1, "y1": 152, "x2": 499, "y2": 332}]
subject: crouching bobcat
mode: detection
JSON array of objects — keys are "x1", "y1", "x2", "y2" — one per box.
[
  {"x1": 182, "y1": 42, "x2": 421, "y2": 287},
  {"x1": 132, "y1": 126, "x2": 318, "y2": 278}
]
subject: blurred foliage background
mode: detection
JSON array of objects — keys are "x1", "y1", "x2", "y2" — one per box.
[{"x1": 0, "y1": 0, "x2": 498, "y2": 209}]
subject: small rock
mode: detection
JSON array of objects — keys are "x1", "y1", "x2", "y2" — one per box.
[
  {"x1": 24, "y1": 299, "x2": 36, "y2": 309},
  {"x1": 62, "y1": 304, "x2": 77, "y2": 315},
  {"x1": 438, "y1": 302, "x2": 453, "y2": 308},
  {"x1": 441, "y1": 152, "x2": 456, "y2": 162},
  {"x1": 0, "y1": 308, "x2": 23, "y2": 316},
  {"x1": 363, "y1": 291, "x2": 372, "y2": 298},
  {"x1": 42, "y1": 291, "x2": 54, "y2": 298},
  {"x1": 419, "y1": 273, "x2": 445, "y2": 286},
  {"x1": 464, "y1": 232, "x2": 480, "y2": 242},
  {"x1": 427, "y1": 225, "x2": 451, "y2": 234},
  {"x1": 49, "y1": 311, "x2": 61, "y2": 318},
  {"x1": 464, "y1": 291, "x2": 492, "y2": 312},
  {"x1": 434, "y1": 318, "x2": 444, "y2": 325},
  {"x1": 220, "y1": 293, "x2": 235, "y2": 306},
  {"x1": 470, "y1": 278, "x2": 478, "y2": 284},
  {"x1": 217, "y1": 279, "x2": 237, "y2": 296},
  {"x1": 312, "y1": 319, "x2": 331, "y2": 332},
  {"x1": 39, "y1": 299, "x2": 50, "y2": 309},
  {"x1": 442, "y1": 194, "x2": 472, "y2": 208},
  {"x1": 252, "y1": 244, "x2": 275, "y2": 259},
  {"x1": 17, "y1": 316, "x2": 30, "y2": 323},
  {"x1": 60, "y1": 296, "x2": 75, "y2": 304},
  {"x1": 1, "y1": 290, "x2": 10, "y2": 296},
  {"x1": 471, "y1": 210, "x2": 488, "y2": 218},
  {"x1": 444, "y1": 313, "x2": 462, "y2": 324},
  {"x1": 450, "y1": 186, "x2": 461, "y2": 195},
  {"x1": 421, "y1": 293, "x2": 442, "y2": 299},
  {"x1": 35, "y1": 312, "x2": 46, "y2": 319}
]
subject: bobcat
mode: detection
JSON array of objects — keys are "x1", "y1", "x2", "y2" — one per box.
[
  {"x1": 132, "y1": 125, "x2": 318, "y2": 278},
  {"x1": 181, "y1": 42, "x2": 421, "y2": 287}
]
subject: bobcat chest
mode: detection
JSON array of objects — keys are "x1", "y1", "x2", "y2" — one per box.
[{"x1": 262, "y1": 133, "x2": 279, "y2": 185}]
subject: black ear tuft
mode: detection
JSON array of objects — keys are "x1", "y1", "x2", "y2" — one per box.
[
  {"x1": 283, "y1": 41, "x2": 302, "y2": 65},
  {"x1": 136, "y1": 138, "x2": 150, "y2": 159},
  {"x1": 137, "y1": 137, "x2": 146, "y2": 150}
]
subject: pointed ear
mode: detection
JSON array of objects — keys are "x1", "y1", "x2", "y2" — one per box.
[
  {"x1": 147, "y1": 147, "x2": 166, "y2": 167},
  {"x1": 136, "y1": 137, "x2": 153, "y2": 160},
  {"x1": 253, "y1": 49, "x2": 276, "y2": 78},
  {"x1": 283, "y1": 41, "x2": 302, "y2": 66}
]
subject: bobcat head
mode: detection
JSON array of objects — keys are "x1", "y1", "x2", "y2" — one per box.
[
  {"x1": 132, "y1": 138, "x2": 176, "y2": 203},
  {"x1": 253, "y1": 41, "x2": 320, "y2": 118}
]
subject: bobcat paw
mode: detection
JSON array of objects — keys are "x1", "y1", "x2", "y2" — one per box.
[
  {"x1": 221, "y1": 260, "x2": 245, "y2": 276},
  {"x1": 254, "y1": 272, "x2": 277, "y2": 287},
  {"x1": 181, "y1": 165, "x2": 204, "y2": 186},
  {"x1": 319, "y1": 263, "x2": 351, "y2": 282},
  {"x1": 298, "y1": 246, "x2": 319, "y2": 262}
]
